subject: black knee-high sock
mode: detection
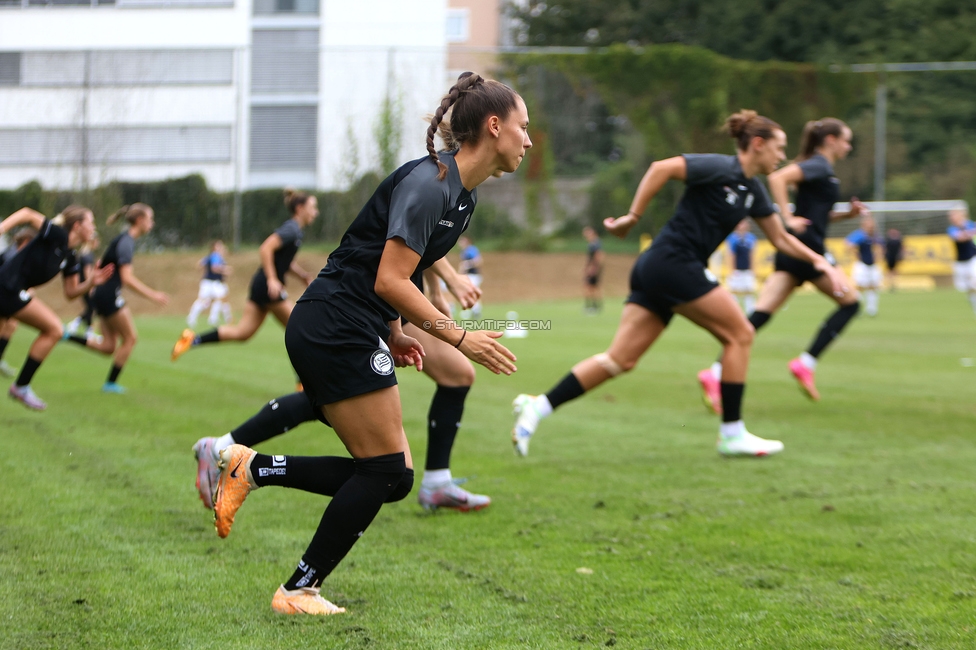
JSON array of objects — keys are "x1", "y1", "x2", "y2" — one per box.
[
  {"x1": 232, "y1": 393, "x2": 317, "y2": 448},
  {"x1": 252, "y1": 454, "x2": 356, "y2": 495},
  {"x1": 425, "y1": 385, "x2": 470, "y2": 471},
  {"x1": 194, "y1": 330, "x2": 220, "y2": 345},
  {"x1": 107, "y1": 364, "x2": 123, "y2": 384},
  {"x1": 807, "y1": 303, "x2": 860, "y2": 358},
  {"x1": 290, "y1": 452, "x2": 407, "y2": 586},
  {"x1": 546, "y1": 372, "x2": 585, "y2": 409},
  {"x1": 749, "y1": 310, "x2": 772, "y2": 331},
  {"x1": 15, "y1": 356, "x2": 41, "y2": 387},
  {"x1": 721, "y1": 382, "x2": 744, "y2": 423},
  {"x1": 0, "y1": 337, "x2": 9, "y2": 360}
]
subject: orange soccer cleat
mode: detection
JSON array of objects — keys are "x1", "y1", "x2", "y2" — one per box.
[
  {"x1": 213, "y1": 444, "x2": 257, "y2": 539},
  {"x1": 271, "y1": 585, "x2": 346, "y2": 615},
  {"x1": 171, "y1": 329, "x2": 195, "y2": 361}
]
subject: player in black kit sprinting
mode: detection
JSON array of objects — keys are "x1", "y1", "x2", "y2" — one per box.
[
  {"x1": 0, "y1": 206, "x2": 111, "y2": 409},
  {"x1": 171, "y1": 189, "x2": 317, "y2": 362},
  {"x1": 207, "y1": 72, "x2": 530, "y2": 616},
  {"x1": 510, "y1": 110, "x2": 848, "y2": 459},
  {"x1": 698, "y1": 118, "x2": 867, "y2": 408},
  {"x1": 64, "y1": 203, "x2": 169, "y2": 393}
]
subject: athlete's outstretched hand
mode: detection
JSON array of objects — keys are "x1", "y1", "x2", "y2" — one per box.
[
  {"x1": 448, "y1": 274, "x2": 482, "y2": 310},
  {"x1": 458, "y1": 330, "x2": 517, "y2": 376},
  {"x1": 603, "y1": 214, "x2": 639, "y2": 239},
  {"x1": 849, "y1": 197, "x2": 870, "y2": 218},
  {"x1": 91, "y1": 262, "x2": 115, "y2": 287},
  {"x1": 151, "y1": 290, "x2": 170, "y2": 307},
  {"x1": 389, "y1": 330, "x2": 425, "y2": 372},
  {"x1": 814, "y1": 258, "x2": 850, "y2": 298}
]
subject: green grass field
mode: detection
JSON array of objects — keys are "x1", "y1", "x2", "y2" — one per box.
[{"x1": 1, "y1": 290, "x2": 975, "y2": 649}]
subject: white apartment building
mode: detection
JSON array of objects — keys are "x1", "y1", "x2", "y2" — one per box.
[{"x1": 0, "y1": 0, "x2": 447, "y2": 192}]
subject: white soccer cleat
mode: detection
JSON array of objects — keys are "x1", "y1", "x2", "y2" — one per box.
[
  {"x1": 717, "y1": 428, "x2": 784, "y2": 457},
  {"x1": 511, "y1": 394, "x2": 542, "y2": 457},
  {"x1": 417, "y1": 481, "x2": 490, "y2": 512}
]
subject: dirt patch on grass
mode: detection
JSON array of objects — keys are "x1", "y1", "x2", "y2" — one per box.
[{"x1": 31, "y1": 249, "x2": 638, "y2": 319}]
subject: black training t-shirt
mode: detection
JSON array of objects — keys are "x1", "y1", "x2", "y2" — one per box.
[
  {"x1": 252, "y1": 218, "x2": 303, "y2": 286},
  {"x1": 99, "y1": 231, "x2": 136, "y2": 297},
  {"x1": 792, "y1": 154, "x2": 840, "y2": 252},
  {"x1": 301, "y1": 151, "x2": 474, "y2": 329},
  {"x1": 651, "y1": 154, "x2": 775, "y2": 264},
  {"x1": 0, "y1": 219, "x2": 72, "y2": 292}
]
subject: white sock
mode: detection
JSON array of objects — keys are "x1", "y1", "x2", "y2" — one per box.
[
  {"x1": 711, "y1": 362, "x2": 723, "y2": 381},
  {"x1": 969, "y1": 292, "x2": 976, "y2": 315},
  {"x1": 534, "y1": 394, "x2": 553, "y2": 417},
  {"x1": 799, "y1": 352, "x2": 818, "y2": 371},
  {"x1": 720, "y1": 420, "x2": 745, "y2": 439},
  {"x1": 214, "y1": 433, "x2": 235, "y2": 460},
  {"x1": 422, "y1": 468, "x2": 452, "y2": 489},
  {"x1": 744, "y1": 294, "x2": 756, "y2": 315},
  {"x1": 865, "y1": 290, "x2": 878, "y2": 316}
]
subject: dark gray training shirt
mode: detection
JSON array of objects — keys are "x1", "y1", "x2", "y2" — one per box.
[
  {"x1": 651, "y1": 154, "x2": 775, "y2": 264},
  {"x1": 301, "y1": 150, "x2": 475, "y2": 330}
]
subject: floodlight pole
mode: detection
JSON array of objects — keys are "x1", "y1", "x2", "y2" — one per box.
[{"x1": 832, "y1": 61, "x2": 976, "y2": 203}]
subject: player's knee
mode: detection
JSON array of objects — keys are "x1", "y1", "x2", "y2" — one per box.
[
  {"x1": 596, "y1": 352, "x2": 630, "y2": 375},
  {"x1": 50, "y1": 323, "x2": 64, "y2": 340},
  {"x1": 385, "y1": 468, "x2": 415, "y2": 503},
  {"x1": 355, "y1": 452, "x2": 411, "y2": 503},
  {"x1": 729, "y1": 323, "x2": 754, "y2": 349}
]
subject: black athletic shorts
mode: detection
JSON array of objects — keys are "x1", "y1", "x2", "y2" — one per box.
[
  {"x1": 626, "y1": 246, "x2": 719, "y2": 325},
  {"x1": 248, "y1": 271, "x2": 287, "y2": 307},
  {"x1": 285, "y1": 300, "x2": 398, "y2": 422},
  {"x1": 91, "y1": 286, "x2": 125, "y2": 317},
  {"x1": 773, "y1": 251, "x2": 824, "y2": 284},
  {"x1": 0, "y1": 287, "x2": 32, "y2": 318},
  {"x1": 585, "y1": 272, "x2": 601, "y2": 287},
  {"x1": 885, "y1": 253, "x2": 899, "y2": 271}
]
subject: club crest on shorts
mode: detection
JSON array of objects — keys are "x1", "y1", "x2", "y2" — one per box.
[
  {"x1": 370, "y1": 349, "x2": 394, "y2": 376},
  {"x1": 704, "y1": 268, "x2": 718, "y2": 283}
]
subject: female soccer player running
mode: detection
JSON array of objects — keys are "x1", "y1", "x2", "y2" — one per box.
[
  {"x1": 208, "y1": 72, "x2": 529, "y2": 615},
  {"x1": 64, "y1": 204, "x2": 168, "y2": 393},
  {"x1": 846, "y1": 214, "x2": 883, "y2": 316},
  {"x1": 699, "y1": 118, "x2": 867, "y2": 407},
  {"x1": 511, "y1": 110, "x2": 847, "y2": 458},
  {"x1": 192, "y1": 260, "x2": 491, "y2": 513},
  {"x1": 0, "y1": 206, "x2": 111, "y2": 409},
  {"x1": 0, "y1": 226, "x2": 38, "y2": 378},
  {"x1": 171, "y1": 190, "x2": 317, "y2": 360}
]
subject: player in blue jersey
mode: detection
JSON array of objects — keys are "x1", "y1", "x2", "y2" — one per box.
[
  {"x1": 186, "y1": 240, "x2": 232, "y2": 327},
  {"x1": 725, "y1": 219, "x2": 758, "y2": 314},
  {"x1": 846, "y1": 214, "x2": 883, "y2": 316},
  {"x1": 947, "y1": 208, "x2": 976, "y2": 315},
  {"x1": 457, "y1": 235, "x2": 483, "y2": 319},
  {"x1": 510, "y1": 110, "x2": 848, "y2": 459}
]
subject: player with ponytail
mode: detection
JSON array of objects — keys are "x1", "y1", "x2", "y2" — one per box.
[
  {"x1": 203, "y1": 72, "x2": 530, "y2": 615},
  {"x1": 510, "y1": 110, "x2": 848, "y2": 459},
  {"x1": 698, "y1": 117, "x2": 867, "y2": 407},
  {"x1": 64, "y1": 203, "x2": 168, "y2": 393}
]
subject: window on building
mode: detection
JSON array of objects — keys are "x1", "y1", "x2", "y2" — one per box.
[
  {"x1": 253, "y1": 0, "x2": 317, "y2": 15},
  {"x1": 249, "y1": 105, "x2": 317, "y2": 170},
  {"x1": 0, "y1": 53, "x2": 21, "y2": 86},
  {"x1": 0, "y1": 129, "x2": 82, "y2": 165},
  {"x1": 0, "y1": 127, "x2": 231, "y2": 165},
  {"x1": 91, "y1": 50, "x2": 234, "y2": 85},
  {"x1": 251, "y1": 29, "x2": 319, "y2": 93},
  {"x1": 446, "y1": 8, "x2": 470, "y2": 43}
]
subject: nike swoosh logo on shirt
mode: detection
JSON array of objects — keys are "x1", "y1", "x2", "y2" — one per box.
[{"x1": 459, "y1": 203, "x2": 468, "y2": 211}]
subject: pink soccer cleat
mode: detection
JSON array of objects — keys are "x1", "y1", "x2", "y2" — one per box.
[
  {"x1": 696, "y1": 368, "x2": 722, "y2": 415},
  {"x1": 788, "y1": 358, "x2": 820, "y2": 401}
]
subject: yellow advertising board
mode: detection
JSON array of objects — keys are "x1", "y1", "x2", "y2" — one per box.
[{"x1": 638, "y1": 232, "x2": 957, "y2": 281}]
